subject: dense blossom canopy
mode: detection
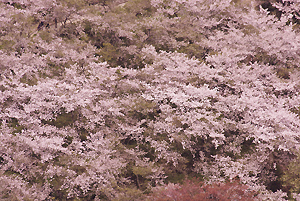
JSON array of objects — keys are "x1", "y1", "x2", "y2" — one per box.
[{"x1": 0, "y1": 0, "x2": 300, "y2": 200}]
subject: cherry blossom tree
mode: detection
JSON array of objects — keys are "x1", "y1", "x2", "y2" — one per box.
[{"x1": 0, "y1": 0, "x2": 300, "y2": 200}]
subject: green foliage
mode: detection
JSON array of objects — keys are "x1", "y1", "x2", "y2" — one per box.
[
  {"x1": 123, "y1": 0, "x2": 154, "y2": 18},
  {"x1": 190, "y1": 136, "x2": 219, "y2": 160},
  {"x1": 276, "y1": 67, "x2": 290, "y2": 79},
  {"x1": 54, "y1": 50, "x2": 64, "y2": 59},
  {"x1": 0, "y1": 85, "x2": 6, "y2": 92},
  {"x1": 120, "y1": 136, "x2": 137, "y2": 149},
  {"x1": 1, "y1": 96, "x2": 14, "y2": 111},
  {"x1": 120, "y1": 162, "x2": 152, "y2": 191},
  {"x1": 20, "y1": 73, "x2": 38, "y2": 86},
  {"x1": 0, "y1": 40, "x2": 15, "y2": 52},
  {"x1": 125, "y1": 99, "x2": 160, "y2": 122},
  {"x1": 143, "y1": 27, "x2": 176, "y2": 52},
  {"x1": 85, "y1": 0, "x2": 111, "y2": 6},
  {"x1": 49, "y1": 175, "x2": 69, "y2": 201},
  {"x1": 241, "y1": 24, "x2": 260, "y2": 35},
  {"x1": 7, "y1": 117, "x2": 24, "y2": 134},
  {"x1": 258, "y1": 0, "x2": 283, "y2": 19},
  {"x1": 8, "y1": 2, "x2": 25, "y2": 9},
  {"x1": 139, "y1": 141, "x2": 156, "y2": 161},
  {"x1": 290, "y1": 106, "x2": 300, "y2": 117},
  {"x1": 70, "y1": 165, "x2": 86, "y2": 175},
  {"x1": 241, "y1": 137, "x2": 255, "y2": 155},
  {"x1": 96, "y1": 43, "x2": 149, "y2": 68},
  {"x1": 62, "y1": 135, "x2": 73, "y2": 148},
  {"x1": 165, "y1": 169, "x2": 185, "y2": 184},
  {"x1": 118, "y1": 50, "x2": 147, "y2": 69},
  {"x1": 253, "y1": 49, "x2": 279, "y2": 65},
  {"x1": 77, "y1": 127, "x2": 89, "y2": 141},
  {"x1": 177, "y1": 44, "x2": 207, "y2": 61},
  {"x1": 98, "y1": 42, "x2": 120, "y2": 67},
  {"x1": 132, "y1": 166, "x2": 152, "y2": 177},
  {"x1": 281, "y1": 152, "x2": 300, "y2": 198},
  {"x1": 258, "y1": 150, "x2": 295, "y2": 194},
  {"x1": 186, "y1": 76, "x2": 208, "y2": 87},
  {"x1": 4, "y1": 169, "x2": 23, "y2": 177},
  {"x1": 83, "y1": 21, "x2": 121, "y2": 48},
  {"x1": 39, "y1": 31, "x2": 53, "y2": 43},
  {"x1": 132, "y1": 166, "x2": 153, "y2": 190},
  {"x1": 42, "y1": 109, "x2": 79, "y2": 128},
  {"x1": 41, "y1": 60, "x2": 67, "y2": 78},
  {"x1": 58, "y1": 23, "x2": 79, "y2": 39},
  {"x1": 58, "y1": 0, "x2": 86, "y2": 10},
  {"x1": 112, "y1": 187, "x2": 143, "y2": 201}
]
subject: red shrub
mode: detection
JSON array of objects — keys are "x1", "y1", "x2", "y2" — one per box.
[{"x1": 147, "y1": 179, "x2": 257, "y2": 201}]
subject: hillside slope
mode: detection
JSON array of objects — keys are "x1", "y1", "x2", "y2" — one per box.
[{"x1": 0, "y1": 0, "x2": 300, "y2": 200}]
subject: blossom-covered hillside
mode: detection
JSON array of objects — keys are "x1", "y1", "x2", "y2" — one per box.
[{"x1": 0, "y1": 0, "x2": 300, "y2": 200}]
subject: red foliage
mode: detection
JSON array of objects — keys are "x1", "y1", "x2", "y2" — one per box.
[{"x1": 148, "y1": 179, "x2": 257, "y2": 201}]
